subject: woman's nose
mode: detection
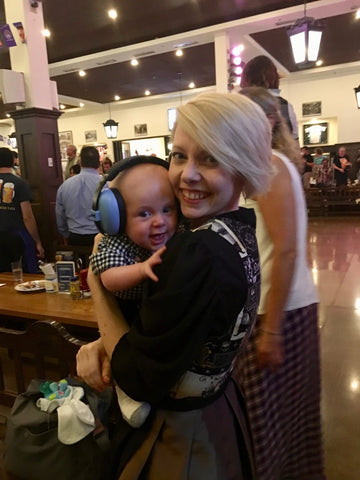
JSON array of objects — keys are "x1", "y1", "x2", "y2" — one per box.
[{"x1": 181, "y1": 158, "x2": 201, "y2": 183}]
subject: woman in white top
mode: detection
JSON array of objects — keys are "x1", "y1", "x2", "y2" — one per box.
[{"x1": 235, "y1": 87, "x2": 326, "y2": 480}]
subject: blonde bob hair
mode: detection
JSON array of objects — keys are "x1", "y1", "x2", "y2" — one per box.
[{"x1": 172, "y1": 92, "x2": 273, "y2": 198}]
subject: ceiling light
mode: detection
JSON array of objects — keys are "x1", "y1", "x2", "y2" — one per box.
[
  {"x1": 188, "y1": 82, "x2": 195, "y2": 88},
  {"x1": 175, "y1": 49, "x2": 183, "y2": 57},
  {"x1": 356, "y1": 9, "x2": 360, "y2": 20},
  {"x1": 315, "y1": 59, "x2": 323, "y2": 66},
  {"x1": 79, "y1": 102, "x2": 84, "y2": 107},
  {"x1": 79, "y1": 70, "x2": 86, "y2": 77},
  {"x1": 114, "y1": 95, "x2": 120, "y2": 101},
  {"x1": 60, "y1": 104, "x2": 65, "y2": 109},
  {"x1": 6, "y1": 113, "x2": 11, "y2": 118},
  {"x1": 103, "y1": 104, "x2": 118, "y2": 139},
  {"x1": 145, "y1": 90, "x2": 151, "y2": 96},
  {"x1": 130, "y1": 58, "x2": 138, "y2": 66},
  {"x1": 287, "y1": 1, "x2": 323, "y2": 66},
  {"x1": 108, "y1": 9, "x2": 117, "y2": 19},
  {"x1": 42, "y1": 28, "x2": 50, "y2": 37},
  {"x1": 354, "y1": 85, "x2": 360, "y2": 109},
  {"x1": 228, "y1": 45, "x2": 245, "y2": 91}
]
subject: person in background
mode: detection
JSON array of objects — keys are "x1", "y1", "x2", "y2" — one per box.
[
  {"x1": 0, "y1": 147, "x2": 44, "y2": 272},
  {"x1": 11, "y1": 151, "x2": 21, "y2": 177},
  {"x1": 101, "y1": 156, "x2": 113, "y2": 175},
  {"x1": 63, "y1": 144, "x2": 79, "y2": 180},
  {"x1": 316, "y1": 158, "x2": 334, "y2": 187},
  {"x1": 240, "y1": 55, "x2": 299, "y2": 141},
  {"x1": 301, "y1": 145, "x2": 314, "y2": 173},
  {"x1": 333, "y1": 146, "x2": 351, "y2": 187},
  {"x1": 90, "y1": 158, "x2": 178, "y2": 428},
  {"x1": 56, "y1": 146, "x2": 102, "y2": 246},
  {"x1": 69, "y1": 164, "x2": 81, "y2": 176},
  {"x1": 313, "y1": 147, "x2": 327, "y2": 166},
  {"x1": 76, "y1": 92, "x2": 273, "y2": 480},
  {"x1": 237, "y1": 87, "x2": 326, "y2": 480}
]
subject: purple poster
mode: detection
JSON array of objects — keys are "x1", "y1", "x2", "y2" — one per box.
[
  {"x1": 13, "y1": 22, "x2": 26, "y2": 44},
  {"x1": 0, "y1": 24, "x2": 17, "y2": 48}
]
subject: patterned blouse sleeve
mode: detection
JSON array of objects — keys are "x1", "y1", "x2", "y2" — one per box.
[{"x1": 111, "y1": 229, "x2": 247, "y2": 404}]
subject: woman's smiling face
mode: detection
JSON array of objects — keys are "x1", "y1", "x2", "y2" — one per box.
[{"x1": 169, "y1": 125, "x2": 242, "y2": 225}]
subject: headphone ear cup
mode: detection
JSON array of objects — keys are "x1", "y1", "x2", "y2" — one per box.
[{"x1": 97, "y1": 188, "x2": 126, "y2": 235}]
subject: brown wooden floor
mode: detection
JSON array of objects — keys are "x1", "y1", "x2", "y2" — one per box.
[
  {"x1": 0, "y1": 216, "x2": 359, "y2": 479},
  {"x1": 308, "y1": 216, "x2": 360, "y2": 480}
]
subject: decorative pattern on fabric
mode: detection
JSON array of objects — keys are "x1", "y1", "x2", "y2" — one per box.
[
  {"x1": 89, "y1": 234, "x2": 150, "y2": 300},
  {"x1": 234, "y1": 303, "x2": 326, "y2": 480},
  {"x1": 169, "y1": 216, "x2": 261, "y2": 402}
]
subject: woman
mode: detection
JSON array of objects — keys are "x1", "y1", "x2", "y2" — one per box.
[
  {"x1": 76, "y1": 92, "x2": 273, "y2": 480},
  {"x1": 237, "y1": 87, "x2": 326, "y2": 480},
  {"x1": 240, "y1": 55, "x2": 299, "y2": 141}
]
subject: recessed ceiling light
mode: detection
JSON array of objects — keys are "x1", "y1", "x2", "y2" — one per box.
[
  {"x1": 356, "y1": 9, "x2": 360, "y2": 20},
  {"x1": 188, "y1": 82, "x2": 195, "y2": 88},
  {"x1": 79, "y1": 70, "x2": 86, "y2": 77},
  {"x1": 79, "y1": 102, "x2": 84, "y2": 107},
  {"x1": 130, "y1": 58, "x2": 139, "y2": 66},
  {"x1": 6, "y1": 113, "x2": 11, "y2": 118},
  {"x1": 60, "y1": 104, "x2": 66, "y2": 110},
  {"x1": 114, "y1": 95, "x2": 120, "y2": 101},
  {"x1": 108, "y1": 9, "x2": 117, "y2": 19},
  {"x1": 145, "y1": 90, "x2": 151, "y2": 96},
  {"x1": 175, "y1": 49, "x2": 183, "y2": 57},
  {"x1": 316, "y1": 59, "x2": 323, "y2": 66},
  {"x1": 42, "y1": 29, "x2": 50, "y2": 37}
]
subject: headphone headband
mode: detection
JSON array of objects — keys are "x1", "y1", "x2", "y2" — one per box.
[{"x1": 92, "y1": 155, "x2": 169, "y2": 235}]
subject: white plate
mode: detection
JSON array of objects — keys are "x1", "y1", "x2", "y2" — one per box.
[{"x1": 15, "y1": 280, "x2": 46, "y2": 293}]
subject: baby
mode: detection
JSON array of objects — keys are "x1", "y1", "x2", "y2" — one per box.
[{"x1": 90, "y1": 161, "x2": 178, "y2": 427}]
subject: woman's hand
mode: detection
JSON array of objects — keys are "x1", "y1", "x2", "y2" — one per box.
[
  {"x1": 76, "y1": 337, "x2": 111, "y2": 391},
  {"x1": 256, "y1": 330, "x2": 284, "y2": 372}
]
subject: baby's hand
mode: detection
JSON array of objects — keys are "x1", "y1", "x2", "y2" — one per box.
[{"x1": 142, "y1": 246, "x2": 166, "y2": 282}]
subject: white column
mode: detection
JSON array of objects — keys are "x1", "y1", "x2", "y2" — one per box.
[
  {"x1": 4, "y1": 0, "x2": 53, "y2": 109},
  {"x1": 214, "y1": 31, "x2": 229, "y2": 94}
]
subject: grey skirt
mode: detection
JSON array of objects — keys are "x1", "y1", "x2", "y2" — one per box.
[{"x1": 118, "y1": 379, "x2": 254, "y2": 480}]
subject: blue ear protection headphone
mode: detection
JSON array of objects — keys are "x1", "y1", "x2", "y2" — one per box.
[{"x1": 92, "y1": 155, "x2": 169, "y2": 235}]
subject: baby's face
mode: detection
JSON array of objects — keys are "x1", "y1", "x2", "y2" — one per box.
[{"x1": 116, "y1": 164, "x2": 177, "y2": 251}]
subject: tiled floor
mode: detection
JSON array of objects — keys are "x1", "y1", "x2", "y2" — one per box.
[
  {"x1": 0, "y1": 216, "x2": 359, "y2": 479},
  {"x1": 308, "y1": 216, "x2": 360, "y2": 480}
]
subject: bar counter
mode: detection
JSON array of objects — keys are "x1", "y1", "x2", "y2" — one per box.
[{"x1": 0, "y1": 272, "x2": 97, "y2": 329}]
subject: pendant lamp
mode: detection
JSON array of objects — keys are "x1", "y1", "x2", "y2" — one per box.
[
  {"x1": 103, "y1": 104, "x2": 118, "y2": 139},
  {"x1": 287, "y1": 1, "x2": 324, "y2": 66},
  {"x1": 355, "y1": 86, "x2": 360, "y2": 109}
]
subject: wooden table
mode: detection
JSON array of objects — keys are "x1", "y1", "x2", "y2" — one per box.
[{"x1": 0, "y1": 272, "x2": 97, "y2": 329}]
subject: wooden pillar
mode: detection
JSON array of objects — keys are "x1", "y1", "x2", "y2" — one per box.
[{"x1": 11, "y1": 108, "x2": 62, "y2": 261}]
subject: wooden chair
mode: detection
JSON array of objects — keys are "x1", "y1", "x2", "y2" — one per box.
[{"x1": 0, "y1": 320, "x2": 86, "y2": 407}]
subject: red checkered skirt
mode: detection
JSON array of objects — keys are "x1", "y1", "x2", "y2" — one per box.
[{"x1": 234, "y1": 303, "x2": 327, "y2": 480}]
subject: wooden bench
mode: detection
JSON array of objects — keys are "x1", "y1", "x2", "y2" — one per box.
[{"x1": 0, "y1": 320, "x2": 86, "y2": 407}]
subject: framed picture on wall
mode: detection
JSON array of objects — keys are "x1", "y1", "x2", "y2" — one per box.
[
  {"x1": 302, "y1": 101, "x2": 321, "y2": 117},
  {"x1": 59, "y1": 131, "x2": 73, "y2": 160},
  {"x1": 134, "y1": 124, "x2": 148, "y2": 136},
  {"x1": 303, "y1": 122, "x2": 328, "y2": 145},
  {"x1": 84, "y1": 130, "x2": 97, "y2": 143}
]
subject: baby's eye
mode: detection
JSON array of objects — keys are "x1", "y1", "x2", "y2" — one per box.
[
  {"x1": 162, "y1": 206, "x2": 173, "y2": 214},
  {"x1": 138, "y1": 211, "x2": 151, "y2": 218}
]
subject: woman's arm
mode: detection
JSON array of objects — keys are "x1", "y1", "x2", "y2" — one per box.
[
  {"x1": 256, "y1": 155, "x2": 297, "y2": 371},
  {"x1": 100, "y1": 246, "x2": 166, "y2": 291}
]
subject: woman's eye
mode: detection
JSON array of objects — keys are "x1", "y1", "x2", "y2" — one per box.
[
  {"x1": 201, "y1": 155, "x2": 218, "y2": 166},
  {"x1": 170, "y1": 151, "x2": 186, "y2": 161}
]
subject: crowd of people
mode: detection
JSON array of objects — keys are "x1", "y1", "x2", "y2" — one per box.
[{"x1": 2, "y1": 54, "x2": 337, "y2": 480}]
